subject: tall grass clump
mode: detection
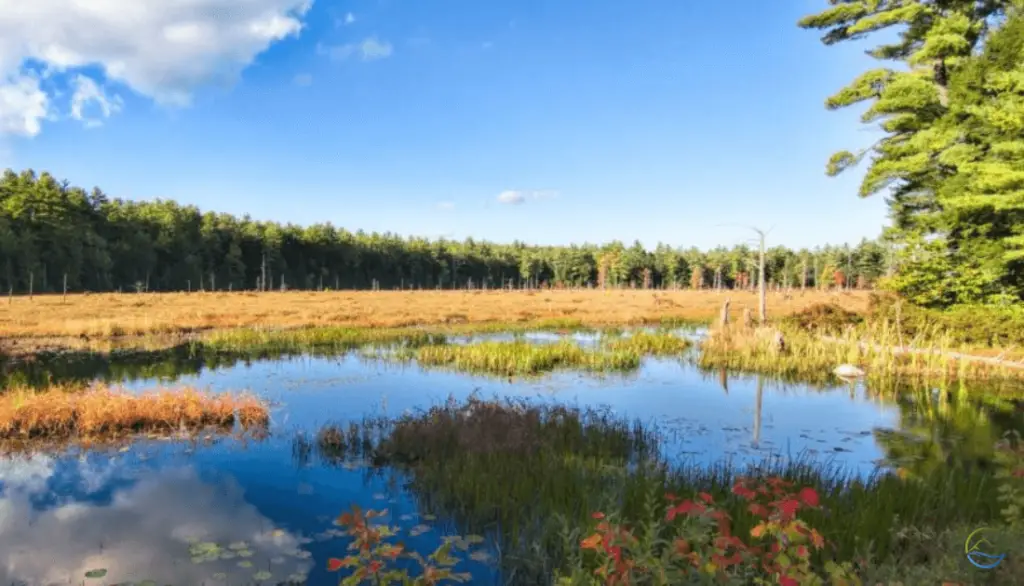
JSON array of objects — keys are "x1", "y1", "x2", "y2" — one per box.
[
  {"x1": 204, "y1": 326, "x2": 449, "y2": 354},
  {"x1": 409, "y1": 340, "x2": 642, "y2": 376},
  {"x1": 0, "y1": 383, "x2": 268, "y2": 440},
  {"x1": 600, "y1": 330, "x2": 692, "y2": 356},
  {"x1": 700, "y1": 318, "x2": 1022, "y2": 385}
]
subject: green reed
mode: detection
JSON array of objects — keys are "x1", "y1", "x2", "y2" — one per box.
[{"x1": 699, "y1": 321, "x2": 1024, "y2": 386}]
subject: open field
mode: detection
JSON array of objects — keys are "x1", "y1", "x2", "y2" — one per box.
[{"x1": 0, "y1": 289, "x2": 871, "y2": 341}]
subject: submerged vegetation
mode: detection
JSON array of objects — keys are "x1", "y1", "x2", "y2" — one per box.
[
  {"x1": 0, "y1": 383, "x2": 268, "y2": 442},
  {"x1": 307, "y1": 396, "x2": 1023, "y2": 585}
]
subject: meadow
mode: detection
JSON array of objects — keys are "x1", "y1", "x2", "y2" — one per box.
[{"x1": 0, "y1": 289, "x2": 869, "y2": 343}]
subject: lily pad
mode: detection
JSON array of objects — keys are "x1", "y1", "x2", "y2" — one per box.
[
  {"x1": 211, "y1": 574, "x2": 227, "y2": 581},
  {"x1": 237, "y1": 549, "x2": 254, "y2": 557},
  {"x1": 84, "y1": 570, "x2": 108, "y2": 579},
  {"x1": 238, "y1": 560, "x2": 253, "y2": 568},
  {"x1": 253, "y1": 571, "x2": 273, "y2": 580},
  {"x1": 470, "y1": 551, "x2": 493, "y2": 562}
]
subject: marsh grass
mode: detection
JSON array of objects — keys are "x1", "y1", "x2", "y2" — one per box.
[
  {"x1": 0, "y1": 383, "x2": 269, "y2": 440},
  {"x1": 205, "y1": 325, "x2": 451, "y2": 353},
  {"x1": 361, "y1": 331, "x2": 690, "y2": 376},
  {"x1": 411, "y1": 341, "x2": 641, "y2": 375},
  {"x1": 0, "y1": 289, "x2": 867, "y2": 344},
  {"x1": 301, "y1": 396, "x2": 1009, "y2": 581},
  {"x1": 600, "y1": 329, "x2": 693, "y2": 355},
  {"x1": 699, "y1": 320, "x2": 1024, "y2": 385}
]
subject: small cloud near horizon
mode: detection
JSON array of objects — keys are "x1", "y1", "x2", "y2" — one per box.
[
  {"x1": 318, "y1": 37, "x2": 393, "y2": 61},
  {"x1": 496, "y1": 190, "x2": 559, "y2": 205},
  {"x1": 436, "y1": 201, "x2": 455, "y2": 210}
]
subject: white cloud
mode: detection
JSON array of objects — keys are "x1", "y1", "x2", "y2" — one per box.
[
  {"x1": 0, "y1": 0, "x2": 312, "y2": 136},
  {"x1": 496, "y1": 190, "x2": 526, "y2": 205},
  {"x1": 293, "y1": 72, "x2": 313, "y2": 86},
  {"x1": 0, "y1": 464, "x2": 313, "y2": 586},
  {"x1": 343, "y1": 12, "x2": 356, "y2": 25},
  {"x1": 69, "y1": 74, "x2": 122, "y2": 128},
  {"x1": 318, "y1": 37, "x2": 394, "y2": 61},
  {"x1": 436, "y1": 201, "x2": 455, "y2": 210},
  {"x1": 496, "y1": 189, "x2": 559, "y2": 205},
  {"x1": 0, "y1": 74, "x2": 48, "y2": 137}
]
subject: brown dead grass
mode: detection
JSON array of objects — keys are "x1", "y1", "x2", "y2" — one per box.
[
  {"x1": 0, "y1": 384, "x2": 269, "y2": 440},
  {"x1": 0, "y1": 289, "x2": 871, "y2": 341}
]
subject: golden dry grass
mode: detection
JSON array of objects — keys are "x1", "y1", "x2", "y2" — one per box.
[
  {"x1": 0, "y1": 384, "x2": 269, "y2": 440},
  {"x1": 0, "y1": 289, "x2": 871, "y2": 341}
]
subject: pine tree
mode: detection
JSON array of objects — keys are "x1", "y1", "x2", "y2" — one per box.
[{"x1": 800, "y1": 0, "x2": 1024, "y2": 305}]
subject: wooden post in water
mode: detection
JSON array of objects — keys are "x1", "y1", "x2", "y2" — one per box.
[
  {"x1": 719, "y1": 298, "x2": 730, "y2": 327},
  {"x1": 28, "y1": 271, "x2": 33, "y2": 301},
  {"x1": 753, "y1": 375, "x2": 763, "y2": 447},
  {"x1": 62, "y1": 272, "x2": 67, "y2": 304}
]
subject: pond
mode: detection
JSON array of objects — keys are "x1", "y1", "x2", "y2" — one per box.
[{"x1": 1, "y1": 332, "x2": 1021, "y2": 586}]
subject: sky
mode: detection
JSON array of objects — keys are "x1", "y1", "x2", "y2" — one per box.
[{"x1": 0, "y1": 0, "x2": 891, "y2": 250}]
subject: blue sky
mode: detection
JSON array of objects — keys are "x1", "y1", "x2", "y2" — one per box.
[{"x1": 0, "y1": 0, "x2": 889, "y2": 250}]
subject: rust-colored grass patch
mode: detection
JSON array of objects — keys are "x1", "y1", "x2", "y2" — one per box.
[
  {"x1": 0, "y1": 289, "x2": 871, "y2": 342},
  {"x1": 0, "y1": 384, "x2": 269, "y2": 440}
]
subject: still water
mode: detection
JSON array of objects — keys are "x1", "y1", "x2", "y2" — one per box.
[{"x1": 0, "y1": 336, "x2": 1020, "y2": 586}]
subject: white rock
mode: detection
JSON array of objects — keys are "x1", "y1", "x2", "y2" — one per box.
[{"x1": 833, "y1": 364, "x2": 865, "y2": 378}]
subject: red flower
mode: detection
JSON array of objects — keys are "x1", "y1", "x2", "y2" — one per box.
[
  {"x1": 592, "y1": 512, "x2": 606, "y2": 519},
  {"x1": 748, "y1": 503, "x2": 769, "y2": 518},
  {"x1": 667, "y1": 499, "x2": 703, "y2": 521},
  {"x1": 779, "y1": 575, "x2": 798, "y2": 586},
  {"x1": 731, "y1": 481, "x2": 757, "y2": 500},
  {"x1": 326, "y1": 558, "x2": 345, "y2": 572},
  {"x1": 698, "y1": 492, "x2": 714, "y2": 504},
  {"x1": 776, "y1": 498, "x2": 801, "y2": 520},
  {"x1": 798, "y1": 487, "x2": 820, "y2": 507}
]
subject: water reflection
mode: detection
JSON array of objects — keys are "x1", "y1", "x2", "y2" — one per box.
[
  {"x1": 0, "y1": 454, "x2": 314, "y2": 585},
  {"x1": 0, "y1": 336, "x2": 1022, "y2": 585}
]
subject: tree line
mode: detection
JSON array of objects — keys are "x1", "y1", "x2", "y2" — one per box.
[
  {"x1": 799, "y1": 0, "x2": 1024, "y2": 306},
  {"x1": 0, "y1": 169, "x2": 891, "y2": 294}
]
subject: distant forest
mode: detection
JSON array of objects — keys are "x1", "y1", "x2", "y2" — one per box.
[{"x1": 0, "y1": 169, "x2": 892, "y2": 294}]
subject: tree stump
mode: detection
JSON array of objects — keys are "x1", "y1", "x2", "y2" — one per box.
[
  {"x1": 773, "y1": 330, "x2": 786, "y2": 353},
  {"x1": 742, "y1": 308, "x2": 753, "y2": 330},
  {"x1": 720, "y1": 298, "x2": 731, "y2": 327}
]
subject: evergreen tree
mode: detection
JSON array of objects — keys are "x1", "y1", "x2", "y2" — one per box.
[{"x1": 800, "y1": 0, "x2": 1023, "y2": 305}]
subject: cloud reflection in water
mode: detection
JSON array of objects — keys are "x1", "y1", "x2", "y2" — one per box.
[{"x1": 0, "y1": 454, "x2": 312, "y2": 585}]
